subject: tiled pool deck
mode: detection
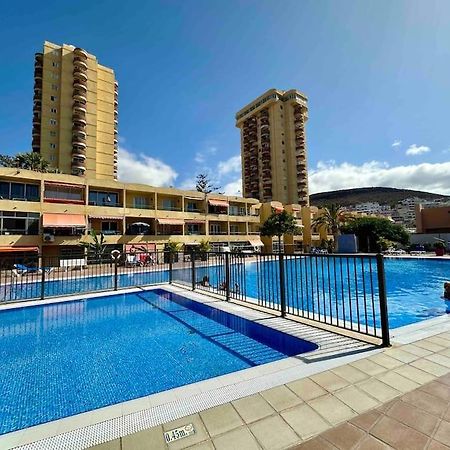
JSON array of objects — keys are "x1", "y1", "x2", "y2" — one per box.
[{"x1": 3, "y1": 285, "x2": 450, "y2": 450}]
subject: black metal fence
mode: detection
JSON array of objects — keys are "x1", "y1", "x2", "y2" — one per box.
[{"x1": 0, "y1": 250, "x2": 390, "y2": 346}]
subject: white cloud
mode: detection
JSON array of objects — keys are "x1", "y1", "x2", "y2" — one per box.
[
  {"x1": 117, "y1": 147, "x2": 178, "y2": 187},
  {"x1": 405, "y1": 144, "x2": 431, "y2": 156},
  {"x1": 194, "y1": 146, "x2": 217, "y2": 164},
  {"x1": 309, "y1": 160, "x2": 450, "y2": 195},
  {"x1": 217, "y1": 155, "x2": 241, "y2": 176},
  {"x1": 223, "y1": 178, "x2": 242, "y2": 196},
  {"x1": 392, "y1": 140, "x2": 401, "y2": 148}
]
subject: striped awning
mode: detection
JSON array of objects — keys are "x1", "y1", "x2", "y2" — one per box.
[
  {"x1": 157, "y1": 218, "x2": 184, "y2": 225},
  {"x1": 185, "y1": 219, "x2": 206, "y2": 224},
  {"x1": 208, "y1": 199, "x2": 229, "y2": 207},
  {"x1": 43, "y1": 213, "x2": 86, "y2": 228},
  {"x1": 249, "y1": 238, "x2": 264, "y2": 247},
  {"x1": 89, "y1": 215, "x2": 123, "y2": 220}
]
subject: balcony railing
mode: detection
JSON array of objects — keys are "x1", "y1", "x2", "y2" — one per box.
[{"x1": 159, "y1": 206, "x2": 181, "y2": 211}]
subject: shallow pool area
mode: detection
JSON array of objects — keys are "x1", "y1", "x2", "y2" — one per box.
[{"x1": 0, "y1": 288, "x2": 316, "y2": 435}]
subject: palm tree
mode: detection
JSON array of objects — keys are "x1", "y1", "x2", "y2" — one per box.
[
  {"x1": 0, "y1": 152, "x2": 51, "y2": 172},
  {"x1": 260, "y1": 210, "x2": 301, "y2": 253},
  {"x1": 312, "y1": 204, "x2": 349, "y2": 251},
  {"x1": 79, "y1": 230, "x2": 107, "y2": 261}
]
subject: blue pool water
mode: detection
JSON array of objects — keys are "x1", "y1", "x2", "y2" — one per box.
[
  {"x1": 0, "y1": 289, "x2": 316, "y2": 434},
  {"x1": 1, "y1": 258, "x2": 448, "y2": 329}
]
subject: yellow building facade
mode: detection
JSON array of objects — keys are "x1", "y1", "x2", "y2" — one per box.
[
  {"x1": 0, "y1": 168, "x2": 261, "y2": 257},
  {"x1": 236, "y1": 89, "x2": 309, "y2": 206},
  {"x1": 32, "y1": 42, "x2": 117, "y2": 180}
]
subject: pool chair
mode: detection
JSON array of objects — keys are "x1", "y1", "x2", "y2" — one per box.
[
  {"x1": 13, "y1": 264, "x2": 54, "y2": 276},
  {"x1": 126, "y1": 254, "x2": 140, "y2": 266}
]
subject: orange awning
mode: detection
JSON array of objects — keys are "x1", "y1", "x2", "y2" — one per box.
[
  {"x1": 0, "y1": 246, "x2": 39, "y2": 253},
  {"x1": 208, "y1": 199, "x2": 229, "y2": 207},
  {"x1": 43, "y1": 213, "x2": 86, "y2": 228},
  {"x1": 44, "y1": 182, "x2": 84, "y2": 189},
  {"x1": 274, "y1": 207, "x2": 284, "y2": 213},
  {"x1": 157, "y1": 218, "x2": 184, "y2": 225}
]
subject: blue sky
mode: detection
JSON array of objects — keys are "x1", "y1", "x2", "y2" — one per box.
[{"x1": 1, "y1": 0, "x2": 449, "y2": 194}]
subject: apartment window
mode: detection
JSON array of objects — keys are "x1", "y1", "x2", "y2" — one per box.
[
  {"x1": 0, "y1": 182, "x2": 40, "y2": 201},
  {"x1": 161, "y1": 199, "x2": 177, "y2": 210},
  {"x1": 132, "y1": 196, "x2": 149, "y2": 209},
  {"x1": 50, "y1": 108, "x2": 57, "y2": 113},
  {"x1": 52, "y1": 61, "x2": 59, "y2": 67},
  {"x1": 49, "y1": 155, "x2": 56, "y2": 161},
  {"x1": 186, "y1": 201, "x2": 199, "y2": 212},
  {"x1": 0, "y1": 211, "x2": 40, "y2": 235},
  {"x1": 210, "y1": 224, "x2": 222, "y2": 235},
  {"x1": 44, "y1": 183, "x2": 84, "y2": 203},
  {"x1": 282, "y1": 140, "x2": 284, "y2": 145},
  {"x1": 50, "y1": 119, "x2": 57, "y2": 125},
  {"x1": 51, "y1": 84, "x2": 58, "y2": 91},
  {"x1": 101, "y1": 221, "x2": 119, "y2": 235},
  {"x1": 50, "y1": 143, "x2": 56, "y2": 149},
  {"x1": 50, "y1": 95, "x2": 57, "y2": 102},
  {"x1": 186, "y1": 224, "x2": 200, "y2": 235},
  {"x1": 88, "y1": 190, "x2": 120, "y2": 206},
  {"x1": 50, "y1": 131, "x2": 56, "y2": 137},
  {"x1": 50, "y1": 72, "x2": 59, "y2": 79}
]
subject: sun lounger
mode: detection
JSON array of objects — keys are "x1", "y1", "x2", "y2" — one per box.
[{"x1": 13, "y1": 264, "x2": 54, "y2": 276}]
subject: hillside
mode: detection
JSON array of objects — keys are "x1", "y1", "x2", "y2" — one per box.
[{"x1": 310, "y1": 187, "x2": 449, "y2": 207}]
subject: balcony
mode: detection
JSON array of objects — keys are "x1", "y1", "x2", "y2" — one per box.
[
  {"x1": 159, "y1": 205, "x2": 181, "y2": 212},
  {"x1": 73, "y1": 59, "x2": 88, "y2": 71},
  {"x1": 73, "y1": 70, "x2": 88, "y2": 82},
  {"x1": 72, "y1": 159, "x2": 86, "y2": 171},
  {"x1": 74, "y1": 48, "x2": 88, "y2": 59},
  {"x1": 73, "y1": 93, "x2": 87, "y2": 103},
  {"x1": 73, "y1": 82, "x2": 87, "y2": 92}
]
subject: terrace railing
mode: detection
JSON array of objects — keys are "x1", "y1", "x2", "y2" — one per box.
[{"x1": 0, "y1": 250, "x2": 390, "y2": 346}]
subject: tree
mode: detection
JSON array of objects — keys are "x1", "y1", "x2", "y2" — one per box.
[
  {"x1": 198, "y1": 239, "x2": 212, "y2": 253},
  {"x1": 79, "y1": 230, "x2": 107, "y2": 261},
  {"x1": 341, "y1": 217, "x2": 410, "y2": 252},
  {"x1": 0, "y1": 152, "x2": 52, "y2": 172},
  {"x1": 260, "y1": 210, "x2": 301, "y2": 253},
  {"x1": 195, "y1": 173, "x2": 221, "y2": 194},
  {"x1": 312, "y1": 204, "x2": 350, "y2": 252}
]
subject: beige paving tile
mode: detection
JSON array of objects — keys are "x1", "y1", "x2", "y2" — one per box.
[
  {"x1": 368, "y1": 353, "x2": 404, "y2": 370},
  {"x1": 232, "y1": 394, "x2": 275, "y2": 424},
  {"x1": 414, "y1": 340, "x2": 446, "y2": 353},
  {"x1": 438, "y1": 348, "x2": 450, "y2": 359},
  {"x1": 427, "y1": 335, "x2": 450, "y2": 347},
  {"x1": 376, "y1": 371, "x2": 421, "y2": 393},
  {"x1": 213, "y1": 426, "x2": 261, "y2": 450},
  {"x1": 310, "y1": 371, "x2": 350, "y2": 392},
  {"x1": 162, "y1": 414, "x2": 209, "y2": 450},
  {"x1": 122, "y1": 426, "x2": 166, "y2": 450},
  {"x1": 281, "y1": 403, "x2": 330, "y2": 440},
  {"x1": 357, "y1": 378, "x2": 401, "y2": 402},
  {"x1": 411, "y1": 358, "x2": 449, "y2": 377},
  {"x1": 200, "y1": 404, "x2": 243, "y2": 437},
  {"x1": 401, "y1": 343, "x2": 433, "y2": 357},
  {"x1": 331, "y1": 364, "x2": 369, "y2": 383},
  {"x1": 185, "y1": 441, "x2": 214, "y2": 450},
  {"x1": 250, "y1": 415, "x2": 300, "y2": 450},
  {"x1": 427, "y1": 438, "x2": 450, "y2": 450},
  {"x1": 384, "y1": 347, "x2": 418, "y2": 363},
  {"x1": 394, "y1": 364, "x2": 436, "y2": 384},
  {"x1": 308, "y1": 394, "x2": 356, "y2": 425},
  {"x1": 91, "y1": 440, "x2": 121, "y2": 450},
  {"x1": 334, "y1": 385, "x2": 380, "y2": 413},
  {"x1": 287, "y1": 378, "x2": 327, "y2": 401},
  {"x1": 350, "y1": 359, "x2": 386, "y2": 376},
  {"x1": 260, "y1": 385, "x2": 302, "y2": 412},
  {"x1": 426, "y1": 353, "x2": 450, "y2": 369}
]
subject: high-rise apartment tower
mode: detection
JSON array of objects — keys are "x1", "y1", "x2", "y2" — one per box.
[
  {"x1": 235, "y1": 89, "x2": 309, "y2": 206},
  {"x1": 32, "y1": 41, "x2": 118, "y2": 180}
]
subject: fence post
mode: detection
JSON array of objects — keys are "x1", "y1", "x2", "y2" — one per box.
[
  {"x1": 191, "y1": 252, "x2": 196, "y2": 291},
  {"x1": 168, "y1": 252, "x2": 173, "y2": 284},
  {"x1": 40, "y1": 251, "x2": 45, "y2": 300},
  {"x1": 376, "y1": 253, "x2": 390, "y2": 347},
  {"x1": 114, "y1": 259, "x2": 118, "y2": 291},
  {"x1": 279, "y1": 253, "x2": 286, "y2": 317},
  {"x1": 225, "y1": 252, "x2": 230, "y2": 301}
]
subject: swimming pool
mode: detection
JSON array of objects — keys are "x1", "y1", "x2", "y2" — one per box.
[
  {"x1": 1, "y1": 258, "x2": 448, "y2": 329},
  {"x1": 0, "y1": 288, "x2": 316, "y2": 435}
]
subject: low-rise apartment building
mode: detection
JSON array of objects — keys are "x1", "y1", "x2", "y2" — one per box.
[{"x1": 0, "y1": 168, "x2": 262, "y2": 258}]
